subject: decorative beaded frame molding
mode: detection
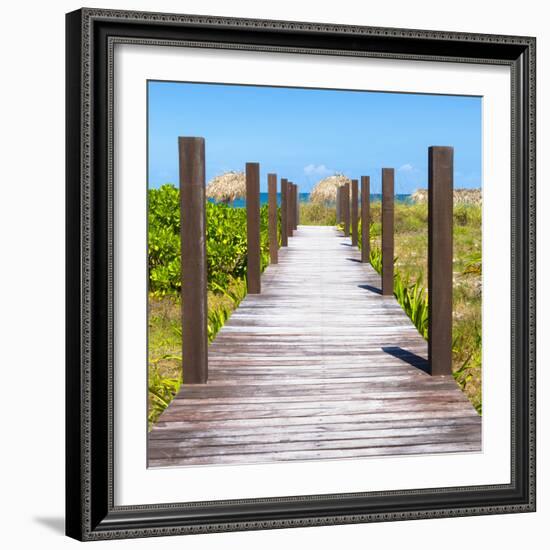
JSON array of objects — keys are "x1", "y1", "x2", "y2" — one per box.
[{"x1": 65, "y1": 7, "x2": 536, "y2": 541}]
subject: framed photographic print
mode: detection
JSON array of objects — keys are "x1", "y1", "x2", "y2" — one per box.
[{"x1": 65, "y1": 7, "x2": 536, "y2": 541}]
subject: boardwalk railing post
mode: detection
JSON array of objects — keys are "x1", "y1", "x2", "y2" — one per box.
[
  {"x1": 296, "y1": 186, "x2": 300, "y2": 229},
  {"x1": 382, "y1": 168, "x2": 394, "y2": 296},
  {"x1": 351, "y1": 179, "x2": 359, "y2": 246},
  {"x1": 246, "y1": 162, "x2": 261, "y2": 294},
  {"x1": 268, "y1": 173, "x2": 278, "y2": 264},
  {"x1": 287, "y1": 182, "x2": 294, "y2": 238},
  {"x1": 336, "y1": 186, "x2": 341, "y2": 223},
  {"x1": 428, "y1": 146, "x2": 454, "y2": 376},
  {"x1": 281, "y1": 178, "x2": 288, "y2": 246},
  {"x1": 343, "y1": 182, "x2": 350, "y2": 237},
  {"x1": 296, "y1": 185, "x2": 300, "y2": 228},
  {"x1": 361, "y1": 175, "x2": 370, "y2": 263},
  {"x1": 179, "y1": 137, "x2": 208, "y2": 384},
  {"x1": 339, "y1": 185, "x2": 345, "y2": 227},
  {"x1": 291, "y1": 183, "x2": 296, "y2": 231}
]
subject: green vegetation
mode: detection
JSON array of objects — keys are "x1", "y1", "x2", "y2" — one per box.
[
  {"x1": 148, "y1": 189, "x2": 482, "y2": 426},
  {"x1": 148, "y1": 184, "x2": 270, "y2": 426},
  {"x1": 299, "y1": 202, "x2": 337, "y2": 225},
  {"x1": 149, "y1": 184, "x2": 270, "y2": 295},
  {"x1": 354, "y1": 202, "x2": 482, "y2": 413}
]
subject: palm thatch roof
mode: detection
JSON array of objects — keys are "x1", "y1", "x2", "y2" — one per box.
[
  {"x1": 411, "y1": 188, "x2": 482, "y2": 206},
  {"x1": 206, "y1": 171, "x2": 246, "y2": 204},
  {"x1": 309, "y1": 174, "x2": 351, "y2": 204}
]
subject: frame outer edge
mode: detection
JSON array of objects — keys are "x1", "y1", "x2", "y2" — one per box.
[
  {"x1": 69, "y1": 8, "x2": 537, "y2": 540},
  {"x1": 81, "y1": 6, "x2": 534, "y2": 45},
  {"x1": 527, "y1": 35, "x2": 536, "y2": 512},
  {"x1": 65, "y1": 8, "x2": 85, "y2": 542}
]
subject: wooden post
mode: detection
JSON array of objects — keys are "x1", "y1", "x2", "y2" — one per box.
[
  {"x1": 361, "y1": 176, "x2": 370, "y2": 263},
  {"x1": 292, "y1": 183, "x2": 296, "y2": 231},
  {"x1": 179, "y1": 137, "x2": 208, "y2": 384},
  {"x1": 336, "y1": 186, "x2": 341, "y2": 223},
  {"x1": 268, "y1": 173, "x2": 278, "y2": 264},
  {"x1": 343, "y1": 182, "x2": 350, "y2": 237},
  {"x1": 381, "y1": 168, "x2": 394, "y2": 296},
  {"x1": 246, "y1": 162, "x2": 261, "y2": 294},
  {"x1": 287, "y1": 182, "x2": 294, "y2": 238},
  {"x1": 281, "y1": 178, "x2": 288, "y2": 246},
  {"x1": 339, "y1": 186, "x2": 345, "y2": 227},
  {"x1": 428, "y1": 146, "x2": 454, "y2": 376},
  {"x1": 296, "y1": 186, "x2": 300, "y2": 228},
  {"x1": 351, "y1": 179, "x2": 359, "y2": 246}
]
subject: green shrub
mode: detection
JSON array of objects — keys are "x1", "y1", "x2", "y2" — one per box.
[
  {"x1": 148, "y1": 184, "x2": 271, "y2": 295},
  {"x1": 148, "y1": 362, "x2": 182, "y2": 426},
  {"x1": 148, "y1": 185, "x2": 274, "y2": 426}
]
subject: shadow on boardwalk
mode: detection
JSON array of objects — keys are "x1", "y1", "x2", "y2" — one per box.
[{"x1": 148, "y1": 226, "x2": 481, "y2": 467}]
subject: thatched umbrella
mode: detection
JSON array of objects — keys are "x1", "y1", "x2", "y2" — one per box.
[
  {"x1": 309, "y1": 174, "x2": 351, "y2": 204},
  {"x1": 206, "y1": 171, "x2": 246, "y2": 204}
]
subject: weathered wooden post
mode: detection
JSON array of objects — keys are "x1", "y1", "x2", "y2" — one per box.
[
  {"x1": 295, "y1": 186, "x2": 300, "y2": 228},
  {"x1": 343, "y1": 182, "x2": 350, "y2": 237},
  {"x1": 281, "y1": 178, "x2": 288, "y2": 246},
  {"x1": 291, "y1": 183, "x2": 296, "y2": 230},
  {"x1": 336, "y1": 186, "x2": 341, "y2": 223},
  {"x1": 428, "y1": 146, "x2": 454, "y2": 376},
  {"x1": 339, "y1": 186, "x2": 345, "y2": 227},
  {"x1": 381, "y1": 168, "x2": 394, "y2": 296},
  {"x1": 287, "y1": 182, "x2": 294, "y2": 238},
  {"x1": 268, "y1": 173, "x2": 278, "y2": 264},
  {"x1": 351, "y1": 179, "x2": 359, "y2": 246},
  {"x1": 361, "y1": 175, "x2": 370, "y2": 263},
  {"x1": 246, "y1": 162, "x2": 261, "y2": 294},
  {"x1": 179, "y1": 137, "x2": 208, "y2": 383}
]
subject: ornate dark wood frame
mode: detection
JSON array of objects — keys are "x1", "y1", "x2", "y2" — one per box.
[{"x1": 65, "y1": 7, "x2": 536, "y2": 541}]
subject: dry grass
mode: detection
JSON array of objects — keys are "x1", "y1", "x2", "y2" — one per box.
[
  {"x1": 148, "y1": 287, "x2": 242, "y2": 423},
  {"x1": 367, "y1": 201, "x2": 482, "y2": 412},
  {"x1": 411, "y1": 188, "x2": 482, "y2": 206},
  {"x1": 299, "y1": 202, "x2": 337, "y2": 225}
]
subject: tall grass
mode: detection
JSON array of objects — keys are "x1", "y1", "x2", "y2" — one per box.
[
  {"x1": 368, "y1": 248, "x2": 429, "y2": 339},
  {"x1": 148, "y1": 277, "x2": 248, "y2": 427},
  {"x1": 299, "y1": 202, "x2": 336, "y2": 225},
  {"x1": 147, "y1": 187, "x2": 270, "y2": 427},
  {"x1": 358, "y1": 203, "x2": 482, "y2": 413}
]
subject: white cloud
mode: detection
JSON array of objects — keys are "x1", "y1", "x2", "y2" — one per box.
[
  {"x1": 304, "y1": 164, "x2": 332, "y2": 177},
  {"x1": 398, "y1": 163, "x2": 414, "y2": 172}
]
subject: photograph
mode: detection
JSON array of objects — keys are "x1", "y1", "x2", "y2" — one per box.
[
  {"x1": 63, "y1": 6, "x2": 536, "y2": 541},
  {"x1": 146, "y1": 81, "x2": 483, "y2": 467}
]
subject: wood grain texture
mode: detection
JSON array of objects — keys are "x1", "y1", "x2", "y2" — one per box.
[
  {"x1": 246, "y1": 163, "x2": 261, "y2": 294},
  {"x1": 268, "y1": 173, "x2": 278, "y2": 264},
  {"x1": 149, "y1": 226, "x2": 480, "y2": 467},
  {"x1": 351, "y1": 179, "x2": 359, "y2": 246},
  {"x1": 382, "y1": 168, "x2": 394, "y2": 295},
  {"x1": 295, "y1": 185, "x2": 300, "y2": 227},
  {"x1": 343, "y1": 182, "x2": 350, "y2": 236},
  {"x1": 280, "y1": 178, "x2": 288, "y2": 247},
  {"x1": 428, "y1": 147, "x2": 454, "y2": 375},
  {"x1": 361, "y1": 175, "x2": 370, "y2": 263},
  {"x1": 179, "y1": 137, "x2": 208, "y2": 383},
  {"x1": 287, "y1": 182, "x2": 294, "y2": 238}
]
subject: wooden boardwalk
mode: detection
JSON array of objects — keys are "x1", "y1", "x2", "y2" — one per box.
[{"x1": 149, "y1": 226, "x2": 481, "y2": 467}]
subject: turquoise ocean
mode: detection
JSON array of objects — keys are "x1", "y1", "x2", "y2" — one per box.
[{"x1": 208, "y1": 193, "x2": 413, "y2": 207}]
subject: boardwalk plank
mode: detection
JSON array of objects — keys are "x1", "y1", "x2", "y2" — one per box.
[{"x1": 148, "y1": 226, "x2": 481, "y2": 466}]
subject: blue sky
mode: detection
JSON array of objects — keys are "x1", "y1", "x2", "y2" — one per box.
[{"x1": 148, "y1": 81, "x2": 481, "y2": 194}]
